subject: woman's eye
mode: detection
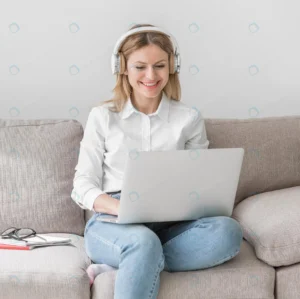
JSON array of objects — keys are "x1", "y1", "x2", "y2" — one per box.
[{"x1": 135, "y1": 65, "x2": 165, "y2": 70}]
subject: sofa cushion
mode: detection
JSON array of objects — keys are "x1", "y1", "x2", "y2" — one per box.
[
  {"x1": 0, "y1": 119, "x2": 85, "y2": 235},
  {"x1": 205, "y1": 116, "x2": 300, "y2": 206},
  {"x1": 232, "y1": 186, "x2": 300, "y2": 267},
  {"x1": 0, "y1": 233, "x2": 91, "y2": 299},
  {"x1": 91, "y1": 240, "x2": 275, "y2": 299},
  {"x1": 275, "y1": 262, "x2": 300, "y2": 299}
]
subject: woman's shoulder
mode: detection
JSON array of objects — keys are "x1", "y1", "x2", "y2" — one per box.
[
  {"x1": 170, "y1": 98, "x2": 205, "y2": 122},
  {"x1": 91, "y1": 101, "x2": 114, "y2": 114},
  {"x1": 170, "y1": 98, "x2": 199, "y2": 113},
  {"x1": 170, "y1": 98, "x2": 188, "y2": 109}
]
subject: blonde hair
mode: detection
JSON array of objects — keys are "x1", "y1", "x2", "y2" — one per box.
[{"x1": 95, "y1": 23, "x2": 182, "y2": 113}]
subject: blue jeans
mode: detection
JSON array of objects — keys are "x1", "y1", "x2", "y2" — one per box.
[{"x1": 84, "y1": 192, "x2": 243, "y2": 299}]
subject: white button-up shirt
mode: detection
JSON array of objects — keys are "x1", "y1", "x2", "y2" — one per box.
[{"x1": 71, "y1": 91, "x2": 210, "y2": 211}]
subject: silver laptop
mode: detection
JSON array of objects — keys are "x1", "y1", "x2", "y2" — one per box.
[{"x1": 96, "y1": 148, "x2": 244, "y2": 224}]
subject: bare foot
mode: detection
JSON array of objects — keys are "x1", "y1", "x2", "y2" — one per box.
[{"x1": 86, "y1": 264, "x2": 116, "y2": 287}]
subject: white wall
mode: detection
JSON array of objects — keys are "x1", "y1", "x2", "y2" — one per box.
[{"x1": 1, "y1": 0, "x2": 300, "y2": 127}]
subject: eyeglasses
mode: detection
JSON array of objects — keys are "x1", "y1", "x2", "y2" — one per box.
[{"x1": 0, "y1": 227, "x2": 40, "y2": 241}]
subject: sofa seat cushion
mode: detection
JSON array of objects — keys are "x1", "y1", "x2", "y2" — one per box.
[
  {"x1": 232, "y1": 186, "x2": 300, "y2": 267},
  {"x1": 91, "y1": 240, "x2": 274, "y2": 299},
  {"x1": 0, "y1": 233, "x2": 91, "y2": 299},
  {"x1": 275, "y1": 262, "x2": 300, "y2": 299}
]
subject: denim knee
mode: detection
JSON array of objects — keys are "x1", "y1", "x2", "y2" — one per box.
[
  {"x1": 130, "y1": 228, "x2": 163, "y2": 248},
  {"x1": 123, "y1": 228, "x2": 165, "y2": 276}
]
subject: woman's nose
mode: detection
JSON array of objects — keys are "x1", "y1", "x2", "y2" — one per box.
[{"x1": 145, "y1": 66, "x2": 157, "y2": 79}]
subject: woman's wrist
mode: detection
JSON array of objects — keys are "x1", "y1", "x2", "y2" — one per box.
[{"x1": 114, "y1": 200, "x2": 120, "y2": 215}]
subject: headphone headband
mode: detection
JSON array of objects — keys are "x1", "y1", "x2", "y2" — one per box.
[{"x1": 111, "y1": 26, "x2": 181, "y2": 75}]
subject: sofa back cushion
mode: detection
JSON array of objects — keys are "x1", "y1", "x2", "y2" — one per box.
[
  {"x1": 0, "y1": 119, "x2": 85, "y2": 235},
  {"x1": 205, "y1": 116, "x2": 300, "y2": 208}
]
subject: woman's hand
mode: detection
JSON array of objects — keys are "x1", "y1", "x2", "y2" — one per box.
[
  {"x1": 115, "y1": 200, "x2": 120, "y2": 216},
  {"x1": 93, "y1": 194, "x2": 120, "y2": 215}
]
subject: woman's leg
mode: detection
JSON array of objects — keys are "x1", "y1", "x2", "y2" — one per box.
[
  {"x1": 156, "y1": 216, "x2": 243, "y2": 272},
  {"x1": 84, "y1": 193, "x2": 165, "y2": 299}
]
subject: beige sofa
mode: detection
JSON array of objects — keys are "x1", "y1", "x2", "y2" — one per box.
[{"x1": 1, "y1": 115, "x2": 300, "y2": 299}]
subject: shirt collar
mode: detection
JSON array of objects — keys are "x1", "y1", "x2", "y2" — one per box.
[{"x1": 119, "y1": 91, "x2": 170, "y2": 122}]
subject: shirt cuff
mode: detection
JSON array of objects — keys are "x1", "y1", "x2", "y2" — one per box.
[{"x1": 84, "y1": 188, "x2": 106, "y2": 211}]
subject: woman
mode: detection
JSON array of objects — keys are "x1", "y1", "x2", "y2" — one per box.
[{"x1": 74, "y1": 23, "x2": 243, "y2": 299}]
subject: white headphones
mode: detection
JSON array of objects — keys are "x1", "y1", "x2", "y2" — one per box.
[{"x1": 111, "y1": 26, "x2": 181, "y2": 75}]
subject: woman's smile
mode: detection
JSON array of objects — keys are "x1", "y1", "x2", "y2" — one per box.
[{"x1": 140, "y1": 81, "x2": 160, "y2": 89}]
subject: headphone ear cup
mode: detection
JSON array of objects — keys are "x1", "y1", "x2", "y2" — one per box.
[
  {"x1": 113, "y1": 54, "x2": 119, "y2": 74},
  {"x1": 117, "y1": 55, "x2": 120, "y2": 74},
  {"x1": 174, "y1": 55, "x2": 178, "y2": 73}
]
